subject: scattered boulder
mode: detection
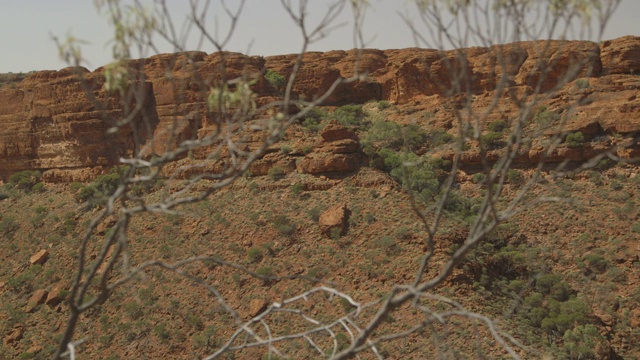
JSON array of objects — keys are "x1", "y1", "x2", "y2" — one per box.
[
  {"x1": 25, "y1": 289, "x2": 48, "y2": 312},
  {"x1": 46, "y1": 285, "x2": 66, "y2": 307},
  {"x1": 3, "y1": 325, "x2": 23, "y2": 346},
  {"x1": 630, "y1": 307, "x2": 640, "y2": 329},
  {"x1": 297, "y1": 153, "x2": 362, "y2": 174},
  {"x1": 320, "y1": 121, "x2": 359, "y2": 142},
  {"x1": 96, "y1": 217, "x2": 117, "y2": 236},
  {"x1": 319, "y1": 204, "x2": 350, "y2": 237},
  {"x1": 249, "y1": 298, "x2": 268, "y2": 317},
  {"x1": 29, "y1": 249, "x2": 49, "y2": 266},
  {"x1": 297, "y1": 122, "x2": 362, "y2": 175},
  {"x1": 26, "y1": 345, "x2": 43, "y2": 356}
]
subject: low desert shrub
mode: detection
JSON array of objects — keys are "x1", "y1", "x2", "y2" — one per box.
[
  {"x1": 507, "y1": 169, "x2": 524, "y2": 184},
  {"x1": 332, "y1": 104, "x2": 365, "y2": 127},
  {"x1": 273, "y1": 215, "x2": 295, "y2": 236},
  {"x1": 300, "y1": 107, "x2": 327, "y2": 132},
  {"x1": 290, "y1": 183, "x2": 304, "y2": 196},
  {"x1": 362, "y1": 119, "x2": 427, "y2": 156},
  {"x1": 487, "y1": 119, "x2": 508, "y2": 133},
  {"x1": 8, "y1": 170, "x2": 42, "y2": 192},
  {"x1": 565, "y1": 132, "x2": 585, "y2": 147},
  {"x1": 307, "y1": 206, "x2": 322, "y2": 222},
  {"x1": 584, "y1": 254, "x2": 609, "y2": 273},
  {"x1": 427, "y1": 128, "x2": 454, "y2": 147},
  {"x1": 268, "y1": 166, "x2": 285, "y2": 180},
  {"x1": 75, "y1": 168, "x2": 123, "y2": 206},
  {"x1": 264, "y1": 69, "x2": 286, "y2": 92},
  {"x1": 377, "y1": 100, "x2": 390, "y2": 110},
  {"x1": 480, "y1": 131, "x2": 504, "y2": 150},
  {"x1": 0, "y1": 216, "x2": 19, "y2": 236},
  {"x1": 472, "y1": 173, "x2": 486, "y2": 184},
  {"x1": 531, "y1": 106, "x2": 560, "y2": 128}
]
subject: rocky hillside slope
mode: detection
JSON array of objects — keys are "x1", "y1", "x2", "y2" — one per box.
[
  {"x1": 1, "y1": 36, "x2": 639, "y2": 182},
  {"x1": 1, "y1": 36, "x2": 640, "y2": 359}
]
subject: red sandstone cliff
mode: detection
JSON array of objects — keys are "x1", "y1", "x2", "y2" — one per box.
[{"x1": 1, "y1": 36, "x2": 639, "y2": 181}]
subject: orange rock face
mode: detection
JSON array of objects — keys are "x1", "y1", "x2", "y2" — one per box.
[
  {"x1": 1, "y1": 36, "x2": 639, "y2": 181},
  {"x1": 600, "y1": 36, "x2": 640, "y2": 75},
  {"x1": 297, "y1": 121, "x2": 362, "y2": 174},
  {"x1": 0, "y1": 67, "x2": 156, "y2": 180}
]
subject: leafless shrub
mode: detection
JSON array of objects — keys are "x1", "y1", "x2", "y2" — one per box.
[{"x1": 51, "y1": 1, "x2": 629, "y2": 359}]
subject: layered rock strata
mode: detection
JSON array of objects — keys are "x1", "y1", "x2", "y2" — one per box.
[{"x1": 0, "y1": 36, "x2": 639, "y2": 181}]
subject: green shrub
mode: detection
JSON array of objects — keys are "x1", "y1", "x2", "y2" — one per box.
[
  {"x1": 31, "y1": 182, "x2": 45, "y2": 193},
  {"x1": 74, "y1": 168, "x2": 123, "y2": 205},
  {"x1": 527, "y1": 306, "x2": 548, "y2": 327},
  {"x1": 480, "y1": 131, "x2": 504, "y2": 150},
  {"x1": 8, "y1": 170, "x2": 42, "y2": 192},
  {"x1": 609, "y1": 180, "x2": 623, "y2": 191},
  {"x1": 362, "y1": 119, "x2": 427, "y2": 156},
  {"x1": 506, "y1": 169, "x2": 524, "y2": 184},
  {"x1": 7, "y1": 264, "x2": 42, "y2": 293},
  {"x1": 594, "y1": 158, "x2": 615, "y2": 171},
  {"x1": 153, "y1": 324, "x2": 171, "y2": 341},
  {"x1": 0, "y1": 216, "x2": 19, "y2": 236},
  {"x1": 247, "y1": 247, "x2": 263, "y2": 263},
  {"x1": 332, "y1": 104, "x2": 366, "y2": 127},
  {"x1": 472, "y1": 173, "x2": 486, "y2": 184},
  {"x1": 335, "y1": 332, "x2": 350, "y2": 351},
  {"x1": 380, "y1": 151, "x2": 440, "y2": 203},
  {"x1": 523, "y1": 292, "x2": 544, "y2": 308},
  {"x1": 290, "y1": 183, "x2": 304, "y2": 196},
  {"x1": 256, "y1": 266, "x2": 274, "y2": 277},
  {"x1": 248, "y1": 181, "x2": 259, "y2": 193},
  {"x1": 563, "y1": 324, "x2": 604, "y2": 359},
  {"x1": 76, "y1": 185, "x2": 97, "y2": 203},
  {"x1": 273, "y1": 215, "x2": 295, "y2": 236},
  {"x1": 549, "y1": 281, "x2": 571, "y2": 301},
  {"x1": 268, "y1": 166, "x2": 285, "y2": 180},
  {"x1": 535, "y1": 274, "x2": 562, "y2": 295},
  {"x1": 280, "y1": 144, "x2": 292, "y2": 154},
  {"x1": 300, "y1": 107, "x2": 327, "y2": 132},
  {"x1": 394, "y1": 226, "x2": 410, "y2": 240},
  {"x1": 442, "y1": 190, "x2": 476, "y2": 218},
  {"x1": 264, "y1": 69, "x2": 286, "y2": 92},
  {"x1": 193, "y1": 325, "x2": 217, "y2": 349},
  {"x1": 18, "y1": 352, "x2": 35, "y2": 360},
  {"x1": 540, "y1": 298, "x2": 590, "y2": 335},
  {"x1": 605, "y1": 266, "x2": 626, "y2": 283},
  {"x1": 427, "y1": 129, "x2": 454, "y2": 147},
  {"x1": 574, "y1": 78, "x2": 590, "y2": 89},
  {"x1": 374, "y1": 236, "x2": 396, "y2": 254},
  {"x1": 532, "y1": 106, "x2": 560, "y2": 128},
  {"x1": 507, "y1": 279, "x2": 527, "y2": 293},
  {"x1": 364, "y1": 213, "x2": 376, "y2": 224},
  {"x1": 307, "y1": 206, "x2": 322, "y2": 221},
  {"x1": 584, "y1": 254, "x2": 608, "y2": 273},
  {"x1": 565, "y1": 132, "x2": 585, "y2": 147},
  {"x1": 124, "y1": 302, "x2": 143, "y2": 320},
  {"x1": 70, "y1": 182, "x2": 84, "y2": 192},
  {"x1": 377, "y1": 100, "x2": 390, "y2": 110},
  {"x1": 487, "y1": 120, "x2": 508, "y2": 133}
]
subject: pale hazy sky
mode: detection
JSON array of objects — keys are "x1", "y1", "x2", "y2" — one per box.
[{"x1": 1, "y1": 0, "x2": 639, "y2": 73}]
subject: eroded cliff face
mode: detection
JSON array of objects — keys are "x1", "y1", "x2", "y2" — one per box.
[
  {"x1": 1, "y1": 36, "x2": 639, "y2": 181},
  {"x1": 0, "y1": 67, "x2": 158, "y2": 181}
]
